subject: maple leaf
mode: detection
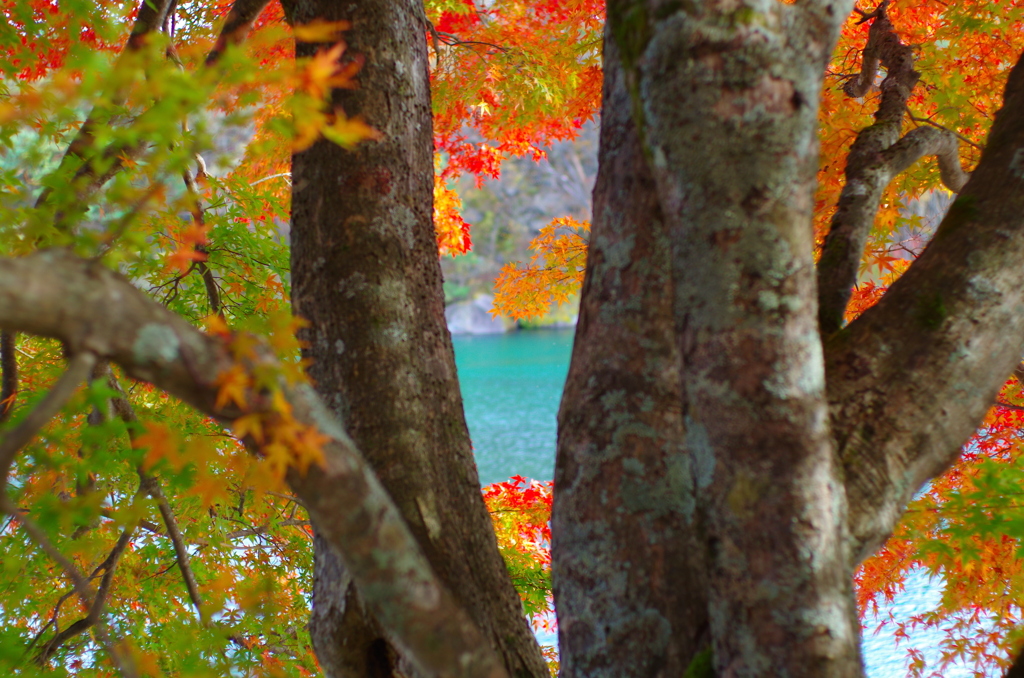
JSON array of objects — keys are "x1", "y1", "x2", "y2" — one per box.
[
  {"x1": 292, "y1": 20, "x2": 352, "y2": 43},
  {"x1": 204, "y1": 314, "x2": 231, "y2": 337},
  {"x1": 214, "y1": 365, "x2": 251, "y2": 411},
  {"x1": 320, "y1": 112, "x2": 381, "y2": 149},
  {"x1": 165, "y1": 245, "x2": 205, "y2": 273},
  {"x1": 134, "y1": 422, "x2": 178, "y2": 471},
  {"x1": 299, "y1": 43, "x2": 362, "y2": 101}
]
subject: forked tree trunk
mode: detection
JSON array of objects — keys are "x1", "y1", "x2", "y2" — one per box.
[
  {"x1": 282, "y1": 0, "x2": 547, "y2": 676},
  {"x1": 559, "y1": 1, "x2": 866, "y2": 676},
  {"x1": 551, "y1": 29, "x2": 710, "y2": 678}
]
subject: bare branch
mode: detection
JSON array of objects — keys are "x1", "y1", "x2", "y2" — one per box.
[
  {"x1": 842, "y1": 1, "x2": 894, "y2": 98},
  {"x1": 910, "y1": 112, "x2": 985, "y2": 151},
  {"x1": 180, "y1": 168, "x2": 222, "y2": 317},
  {"x1": 882, "y1": 127, "x2": 970, "y2": 193},
  {"x1": 0, "y1": 250, "x2": 508, "y2": 678},
  {"x1": 0, "y1": 351, "x2": 97, "y2": 493},
  {"x1": 36, "y1": 527, "x2": 135, "y2": 664},
  {"x1": 995, "y1": 401, "x2": 1024, "y2": 414},
  {"x1": 225, "y1": 518, "x2": 311, "y2": 540}
]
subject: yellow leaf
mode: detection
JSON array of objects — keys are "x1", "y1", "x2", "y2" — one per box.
[
  {"x1": 321, "y1": 113, "x2": 380, "y2": 148},
  {"x1": 214, "y1": 365, "x2": 251, "y2": 411},
  {"x1": 233, "y1": 413, "x2": 265, "y2": 444},
  {"x1": 204, "y1": 314, "x2": 230, "y2": 337},
  {"x1": 134, "y1": 422, "x2": 179, "y2": 471},
  {"x1": 293, "y1": 20, "x2": 351, "y2": 43}
]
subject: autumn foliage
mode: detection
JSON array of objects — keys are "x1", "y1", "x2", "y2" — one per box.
[{"x1": 3, "y1": 0, "x2": 1024, "y2": 676}]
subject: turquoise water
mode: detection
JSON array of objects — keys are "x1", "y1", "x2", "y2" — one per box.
[
  {"x1": 452, "y1": 328, "x2": 574, "y2": 485},
  {"x1": 452, "y1": 329, "x2": 991, "y2": 678}
]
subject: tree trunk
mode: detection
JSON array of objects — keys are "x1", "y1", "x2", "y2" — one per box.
[
  {"x1": 596, "y1": 2, "x2": 864, "y2": 675},
  {"x1": 283, "y1": 0, "x2": 547, "y2": 676},
  {"x1": 551, "y1": 27, "x2": 709, "y2": 678}
]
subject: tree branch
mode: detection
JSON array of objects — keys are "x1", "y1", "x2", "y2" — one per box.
[
  {"x1": 139, "y1": 471, "x2": 206, "y2": 618},
  {"x1": 825, "y1": 51, "x2": 1024, "y2": 564},
  {"x1": 816, "y1": 2, "x2": 969, "y2": 335},
  {"x1": 180, "y1": 168, "x2": 223, "y2": 317},
  {"x1": 0, "y1": 497, "x2": 137, "y2": 677},
  {"x1": 34, "y1": 0, "x2": 176, "y2": 232},
  {"x1": 205, "y1": 0, "x2": 273, "y2": 66},
  {"x1": 0, "y1": 250, "x2": 508, "y2": 678},
  {"x1": 36, "y1": 526, "x2": 135, "y2": 664},
  {"x1": 36, "y1": 0, "x2": 272, "y2": 237},
  {"x1": 0, "y1": 351, "x2": 97, "y2": 493}
]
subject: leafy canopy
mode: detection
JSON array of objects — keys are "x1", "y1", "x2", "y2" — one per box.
[{"x1": 2, "y1": 0, "x2": 1024, "y2": 676}]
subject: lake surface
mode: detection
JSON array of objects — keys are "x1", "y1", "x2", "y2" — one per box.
[
  {"x1": 452, "y1": 329, "x2": 990, "y2": 678},
  {"x1": 453, "y1": 328, "x2": 574, "y2": 485}
]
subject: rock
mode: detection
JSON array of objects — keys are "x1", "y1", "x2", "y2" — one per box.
[{"x1": 445, "y1": 294, "x2": 509, "y2": 335}]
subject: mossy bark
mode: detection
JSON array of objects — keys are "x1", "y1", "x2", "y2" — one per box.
[
  {"x1": 604, "y1": 1, "x2": 864, "y2": 675},
  {"x1": 552, "y1": 28, "x2": 709, "y2": 678}
]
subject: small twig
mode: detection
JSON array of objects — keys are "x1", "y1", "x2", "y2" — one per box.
[
  {"x1": 909, "y1": 112, "x2": 984, "y2": 151},
  {"x1": 435, "y1": 32, "x2": 508, "y2": 53},
  {"x1": 139, "y1": 471, "x2": 206, "y2": 620},
  {"x1": 179, "y1": 168, "x2": 222, "y2": 317},
  {"x1": 0, "y1": 351, "x2": 97, "y2": 493},
  {"x1": 250, "y1": 172, "x2": 291, "y2": 187},
  {"x1": 36, "y1": 526, "x2": 136, "y2": 664},
  {"x1": 100, "y1": 507, "x2": 162, "y2": 534},
  {"x1": 426, "y1": 19, "x2": 444, "y2": 69},
  {"x1": 108, "y1": 373, "x2": 205, "y2": 621},
  {"x1": 1, "y1": 497, "x2": 94, "y2": 603},
  {"x1": 265, "y1": 489, "x2": 306, "y2": 508},
  {"x1": 225, "y1": 518, "x2": 311, "y2": 540},
  {"x1": 995, "y1": 400, "x2": 1024, "y2": 414}
]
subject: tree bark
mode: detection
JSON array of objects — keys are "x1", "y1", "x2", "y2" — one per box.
[
  {"x1": 551, "y1": 26, "x2": 709, "y2": 678},
  {"x1": 605, "y1": 1, "x2": 863, "y2": 675},
  {"x1": 816, "y1": 2, "x2": 968, "y2": 336},
  {"x1": 826, "y1": 52, "x2": 1024, "y2": 564},
  {"x1": 282, "y1": 0, "x2": 547, "y2": 676}
]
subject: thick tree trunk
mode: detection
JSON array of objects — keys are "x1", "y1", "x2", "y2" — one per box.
[
  {"x1": 599, "y1": 2, "x2": 863, "y2": 675},
  {"x1": 283, "y1": 0, "x2": 547, "y2": 676},
  {"x1": 551, "y1": 28, "x2": 709, "y2": 678}
]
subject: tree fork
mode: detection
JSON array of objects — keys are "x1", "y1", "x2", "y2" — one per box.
[
  {"x1": 817, "y1": 1, "x2": 968, "y2": 336},
  {"x1": 619, "y1": 0, "x2": 863, "y2": 674},
  {"x1": 826, "y1": 52, "x2": 1024, "y2": 564}
]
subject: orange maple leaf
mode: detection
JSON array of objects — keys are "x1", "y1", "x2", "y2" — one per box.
[{"x1": 214, "y1": 365, "x2": 251, "y2": 411}]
